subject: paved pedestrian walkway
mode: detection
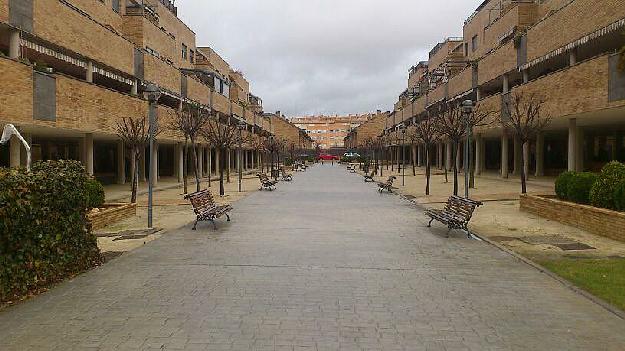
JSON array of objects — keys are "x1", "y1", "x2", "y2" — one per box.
[{"x1": 1, "y1": 165, "x2": 624, "y2": 351}]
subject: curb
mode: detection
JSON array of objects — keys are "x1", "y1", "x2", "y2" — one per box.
[{"x1": 473, "y1": 232, "x2": 625, "y2": 320}]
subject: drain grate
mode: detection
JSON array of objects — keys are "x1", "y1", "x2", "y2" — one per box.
[{"x1": 553, "y1": 242, "x2": 596, "y2": 251}]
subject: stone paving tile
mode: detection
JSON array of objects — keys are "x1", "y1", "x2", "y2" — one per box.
[{"x1": 1, "y1": 165, "x2": 625, "y2": 350}]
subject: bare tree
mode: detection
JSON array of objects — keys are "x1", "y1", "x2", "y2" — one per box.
[
  {"x1": 170, "y1": 104, "x2": 212, "y2": 193},
  {"x1": 412, "y1": 113, "x2": 440, "y2": 195},
  {"x1": 201, "y1": 116, "x2": 238, "y2": 196},
  {"x1": 501, "y1": 92, "x2": 551, "y2": 194},
  {"x1": 116, "y1": 116, "x2": 154, "y2": 203},
  {"x1": 405, "y1": 128, "x2": 419, "y2": 176}
]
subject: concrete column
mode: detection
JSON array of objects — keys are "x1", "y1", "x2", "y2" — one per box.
[
  {"x1": 501, "y1": 134, "x2": 509, "y2": 178},
  {"x1": 117, "y1": 140, "x2": 126, "y2": 185},
  {"x1": 139, "y1": 147, "x2": 146, "y2": 182},
  {"x1": 152, "y1": 143, "x2": 159, "y2": 186},
  {"x1": 197, "y1": 146, "x2": 203, "y2": 179},
  {"x1": 577, "y1": 127, "x2": 585, "y2": 172},
  {"x1": 437, "y1": 143, "x2": 443, "y2": 169},
  {"x1": 85, "y1": 133, "x2": 94, "y2": 176},
  {"x1": 476, "y1": 88, "x2": 481, "y2": 101},
  {"x1": 456, "y1": 142, "x2": 462, "y2": 172},
  {"x1": 9, "y1": 29, "x2": 20, "y2": 59},
  {"x1": 131, "y1": 79, "x2": 139, "y2": 96},
  {"x1": 475, "y1": 135, "x2": 483, "y2": 176},
  {"x1": 86, "y1": 61, "x2": 94, "y2": 83},
  {"x1": 208, "y1": 147, "x2": 213, "y2": 177},
  {"x1": 176, "y1": 143, "x2": 184, "y2": 183},
  {"x1": 523, "y1": 70, "x2": 529, "y2": 84},
  {"x1": 513, "y1": 137, "x2": 522, "y2": 176},
  {"x1": 535, "y1": 133, "x2": 545, "y2": 177},
  {"x1": 568, "y1": 118, "x2": 577, "y2": 172},
  {"x1": 9, "y1": 136, "x2": 21, "y2": 168},
  {"x1": 569, "y1": 49, "x2": 577, "y2": 66},
  {"x1": 503, "y1": 74, "x2": 510, "y2": 93},
  {"x1": 445, "y1": 142, "x2": 453, "y2": 170},
  {"x1": 416, "y1": 145, "x2": 421, "y2": 167},
  {"x1": 523, "y1": 141, "x2": 530, "y2": 179}
]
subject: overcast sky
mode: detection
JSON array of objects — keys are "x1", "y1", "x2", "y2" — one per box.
[{"x1": 178, "y1": 0, "x2": 481, "y2": 117}]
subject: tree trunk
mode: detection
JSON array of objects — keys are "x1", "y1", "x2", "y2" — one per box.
[
  {"x1": 412, "y1": 144, "x2": 416, "y2": 176},
  {"x1": 452, "y1": 141, "x2": 459, "y2": 196},
  {"x1": 131, "y1": 148, "x2": 139, "y2": 203},
  {"x1": 182, "y1": 140, "x2": 188, "y2": 194},
  {"x1": 192, "y1": 142, "x2": 200, "y2": 193},
  {"x1": 226, "y1": 148, "x2": 231, "y2": 183},
  {"x1": 425, "y1": 147, "x2": 431, "y2": 196},
  {"x1": 520, "y1": 140, "x2": 528, "y2": 194},
  {"x1": 219, "y1": 148, "x2": 225, "y2": 196}
]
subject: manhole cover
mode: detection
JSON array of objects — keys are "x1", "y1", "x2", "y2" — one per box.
[
  {"x1": 519, "y1": 235, "x2": 575, "y2": 245},
  {"x1": 553, "y1": 243, "x2": 596, "y2": 251}
]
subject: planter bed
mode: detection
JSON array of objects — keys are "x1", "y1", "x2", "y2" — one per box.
[
  {"x1": 88, "y1": 203, "x2": 137, "y2": 231},
  {"x1": 520, "y1": 194, "x2": 625, "y2": 243}
]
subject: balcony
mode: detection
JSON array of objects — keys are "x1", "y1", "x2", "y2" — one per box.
[
  {"x1": 448, "y1": 67, "x2": 473, "y2": 98},
  {"x1": 186, "y1": 76, "x2": 210, "y2": 106},
  {"x1": 483, "y1": 1, "x2": 537, "y2": 49},
  {"x1": 428, "y1": 83, "x2": 447, "y2": 104},
  {"x1": 0, "y1": 58, "x2": 34, "y2": 125},
  {"x1": 144, "y1": 54, "x2": 180, "y2": 95},
  {"x1": 478, "y1": 41, "x2": 517, "y2": 85},
  {"x1": 211, "y1": 91, "x2": 230, "y2": 115},
  {"x1": 511, "y1": 53, "x2": 625, "y2": 122},
  {"x1": 526, "y1": 0, "x2": 625, "y2": 62},
  {"x1": 55, "y1": 75, "x2": 147, "y2": 135},
  {"x1": 33, "y1": 0, "x2": 135, "y2": 75},
  {"x1": 475, "y1": 92, "x2": 502, "y2": 133}
]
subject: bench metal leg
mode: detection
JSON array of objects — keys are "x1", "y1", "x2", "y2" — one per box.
[
  {"x1": 427, "y1": 219, "x2": 434, "y2": 228},
  {"x1": 192, "y1": 219, "x2": 199, "y2": 231},
  {"x1": 209, "y1": 219, "x2": 217, "y2": 230},
  {"x1": 446, "y1": 227, "x2": 452, "y2": 238},
  {"x1": 226, "y1": 214, "x2": 231, "y2": 222}
]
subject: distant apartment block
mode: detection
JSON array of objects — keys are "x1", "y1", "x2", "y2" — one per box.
[
  {"x1": 0, "y1": 0, "x2": 307, "y2": 183},
  {"x1": 291, "y1": 114, "x2": 371, "y2": 149},
  {"x1": 388, "y1": 0, "x2": 625, "y2": 177}
]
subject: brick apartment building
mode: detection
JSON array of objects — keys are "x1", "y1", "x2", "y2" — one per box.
[
  {"x1": 0, "y1": 0, "x2": 307, "y2": 183},
  {"x1": 264, "y1": 112, "x2": 314, "y2": 153},
  {"x1": 386, "y1": 0, "x2": 625, "y2": 177},
  {"x1": 343, "y1": 111, "x2": 389, "y2": 149},
  {"x1": 291, "y1": 114, "x2": 371, "y2": 150}
]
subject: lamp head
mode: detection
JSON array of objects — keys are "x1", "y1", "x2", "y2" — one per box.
[
  {"x1": 144, "y1": 84, "x2": 161, "y2": 103},
  {"x1": 462, "y1": 99, "x2": 474, "y2": 114}
]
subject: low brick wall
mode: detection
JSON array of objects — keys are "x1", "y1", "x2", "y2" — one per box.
[
  {"x1": 88, "y1": 203, "x2": 137, "y2": 231},
  {"x1": 520, "y1": 194, "x2": 625, "y2": 242}
]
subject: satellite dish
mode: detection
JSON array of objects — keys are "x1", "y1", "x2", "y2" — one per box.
[{"x1": 1, "y1": 124, "x2": 32, "y2": 171}]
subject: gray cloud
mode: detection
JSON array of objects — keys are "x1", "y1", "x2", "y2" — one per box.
[{"x1": 178, "y1": 0, "x2": 481, "y2": 116}]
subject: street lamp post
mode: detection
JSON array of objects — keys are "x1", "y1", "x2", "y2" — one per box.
[
  {"x1": 144, "y1": 84, "x2": 161, "y2": 229},
  {"x1": 237, "y1": 122, "x2": 246, "y2": 192},
  {"x1": 462, "y1": 100, "x2": 474, "y2": 199}
]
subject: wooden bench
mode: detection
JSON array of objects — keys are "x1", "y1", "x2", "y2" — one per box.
[
  {"x1": 184, "y1": 189, "x2": 232, "y2": 230},
  {"x1": 346, "y1": 164, "x2": 357, "y2": 173},
  {"x1": 280, "y1": 167, "x2": 293, "y2": 181},
  {"x1": 377, "y1": 176, "x2": 397, "y2": 193},
  {"x1": 424, "y1": 196, "x2": 483, "y2": 238},
  {"x1": 364, "y1": 170, "x2": 375, "y2": 182},
  {"x1": 257, "y1": 173, "x2": 278, "y2": 191}
]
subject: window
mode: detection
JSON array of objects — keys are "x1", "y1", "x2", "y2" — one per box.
[
  {"x1": 471, "y1": 35, "x2": 478, "y2": 52},
  {"x1": 189, "y1": 50, "x2": 194, "y2": 63},
  {"x1": 181, "y1": 44, "x2": 187, "y2": 60}
]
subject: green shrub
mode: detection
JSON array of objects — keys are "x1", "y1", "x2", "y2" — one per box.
[
  {"x1": 566, "y1": 172, "x2": 597, "y2": 204},
  {"x1": 85, "y1": 178, "x2": 105, "y2": 210},
  {"x1": 590, "y1": 161, "x2": 625, "y2": 210},
  {"x1": 555, "y1": 171, "x2": 576, "y2": 200},
  {"x1": 0, "y1": 160, "x2": 102, "y2": 303},
  {"x1": 614, "y1": 181, "x2": 625, "y2": 212}
]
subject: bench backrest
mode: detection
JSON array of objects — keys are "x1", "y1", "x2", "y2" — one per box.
[
  {"x1": 386, "y1": 176, "x2": 395, "y2": 185},
  {"x1": 184, "y1": 189, "x2": 217, "y2": 214},
  {"x1": 444, "y1": 195, "x2": 483, "y2": 221}
]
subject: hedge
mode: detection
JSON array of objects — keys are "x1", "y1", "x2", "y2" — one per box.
[
  {"x1": 615, "y1": 181, "x2": 625, "y2": 212},
  {"x1": 0, "y1": 160, "x2": 102, "y2": 304},
  {"x1": 85, "y1": 178, "x2": 105, "y2": 210},
  {"x1": 566, "y1": 172, "x2": 598, "y2": 205},
  {"x1": 555, "y1": 171, "x2": 576, "y2": 200},
  {"x1": 590, "y1": 161, "x2": 625, "y2": 210}
]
